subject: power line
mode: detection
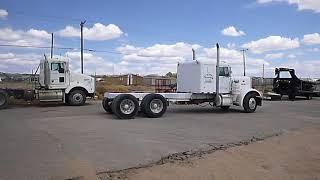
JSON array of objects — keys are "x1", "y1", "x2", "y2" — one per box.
[
  {"x1": 0, "y1": 44, "x2": 76, "y2": 50},
  {"x1": 0, "y1": 44, "x2": 119, "y2": 53},
  {"x1": 0, "y1": 44, "x2": 158, "y2": 57}
]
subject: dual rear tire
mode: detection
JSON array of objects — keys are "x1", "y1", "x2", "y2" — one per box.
[
  {"x1": 102, "y1": 97, "x2": 113, "y2": 113},
  {"x1": 111, "y1": 94, "x2": 139, "y2": 119},
  {"x1": 0, "y1": 90, "x2": 9, "y2": 110},
  {"x1": 141, "y1": 94, "x2": 167, "y2": 118},
  {"x1": 106, "y1": 93, "x2": 167, "y2": 119}
]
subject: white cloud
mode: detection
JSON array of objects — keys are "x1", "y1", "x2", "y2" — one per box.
[
  {"x1": 227, "y1": 43, "x2": 236, "y2": 49},
  {"x1": 308, "y1": 47, "x2": 320, "y2": 52},
  {"x1": 27, "y1": 29, "x2": 51, "y2": 39},
  {"x1": 201, "y1": 46, "x2": 269, "y2": 76},
  {"x1": 116, "y1": 43, "x2": 270, "y2": 76},
  {"x1": 287, "y1": 54, "x2": 296, "y2": 58},
  {"x1": 118, "y1": 42, "x2": 201, "y2": 58},
  {"x1": 221, "y1": 26, "x2": 246, "y2": 37},
  {"x1": 0, "y1": 27, "x2": 50, "y2": 46},
  {"x1": 302, "y1": 33, "x2": 320, "y2": 45},
  {"x1": 257, "y1": 0, "x2": 320, "y2": 13},
  {"x1": 276, "y1": 60, "x2": 320, "y2": 78},
  {"x1": 0, "y1": 53, "x2": 42, "y2": 73},
  {"x1": 0, "y1": 9, "x2": 8, "y2": 19},
  {"x1": 115, "y1": 42, "x2": 201, "y2": 74},
  {"x1": 65, "y1": 51, "x2": 114, "y2": 74},
  {"x1": 242, "y1": 36, "x2": 300, "y2": 54},
  {"x1": 58, "y1": 23, "x2": 123, "y2": 41},
  {"x1": 116, "y1": 45, "x2": 142, "y2": 54},
  {"x1": 0, "y1": 51, "x2": 115, "y2": 75},
  {"x1": 265, "y1": 53, "x2": 284, "y2": 59}
]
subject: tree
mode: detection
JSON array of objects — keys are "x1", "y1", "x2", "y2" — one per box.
[{"x1": 165, "y1": 72, "x2": 177, "y2": 78}]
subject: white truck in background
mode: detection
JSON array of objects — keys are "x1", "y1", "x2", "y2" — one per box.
[
  {"x1": 0, "y1": 56, "x2": 95, "y2": 109},
  {"x1": 102, "y1": 44, "x2": 262, "y2": 119}
]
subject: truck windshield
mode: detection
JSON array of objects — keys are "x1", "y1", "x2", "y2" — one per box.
[{"x1": 279, "y1": 71, "x2": 291, "y2": 78}]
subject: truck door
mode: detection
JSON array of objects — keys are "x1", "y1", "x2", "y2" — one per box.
[
  {"x1": 50, "y1": 62, "x2": 66, "y2": 88},
  {"x1": 219, "y1": 67, "x2": 232, "y2": 93}
]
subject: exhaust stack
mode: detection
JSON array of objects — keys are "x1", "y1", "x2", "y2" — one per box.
[
  {"x1": 192, "y1": 49, "x2": 196, "y2": 61},
  {"x1": 216, "y1": 43, "x2": 220, "y2": 106}
]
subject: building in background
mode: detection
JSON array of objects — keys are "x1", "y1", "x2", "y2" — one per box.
[
  {"x1": 144, "y1": 74, "x2": 176, "y2": 92},
  {"x1": 106, "y1": 74, "x2": 144, "y2": 86}
]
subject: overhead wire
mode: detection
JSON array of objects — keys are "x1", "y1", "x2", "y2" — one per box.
[{"x1": 0, "y1": 44, "x2": 181, "y2": 58}]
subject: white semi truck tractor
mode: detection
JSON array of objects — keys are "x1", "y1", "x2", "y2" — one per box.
[
  {"x1": 102, "y1": 44, "x2": 262, "y2": 119},
  {"x1": 0, "y1": 56, "x2": 95, "y2": 109}
]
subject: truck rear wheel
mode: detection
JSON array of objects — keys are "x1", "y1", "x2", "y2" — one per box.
[
  {"x1": 141, "y1": 94, "x2": 167, "y2": 118},
  {"x1": 243, "y1": 93, "x2": 257, "y2": 113},
  {"x1": 68, "y1": 90, "x2": 86, "y2": 106},
  {"x1": 111, "y1": 94, "x2": 139, "y2": 119},
  {"x1": 0, "y1": 90, "x2": 9, "y2": 110},
  {"x1": 102, "y1": 97, "x2": 113, "y2": 113}
]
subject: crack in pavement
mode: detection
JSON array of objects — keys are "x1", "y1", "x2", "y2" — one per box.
[{"x1": 96, "y1": 131, "x2": 283, "y2": 180}]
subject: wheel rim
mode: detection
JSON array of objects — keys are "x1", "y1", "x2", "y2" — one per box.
[
  {"x1": 73, "y1": 93, "x2": 83, "y2": 103},
  {"x1": 248, "y1": 97, "x2": 256, "y2": 110},
  {"x1": 149, "y1": 99, "x2": 163, "y2": 114},
  {"x1": 0, "y1": 94, "x2": 5, "y2": 106},
  {"x1": 120, "y1": 99, "x2": 135, "y2": 114}
]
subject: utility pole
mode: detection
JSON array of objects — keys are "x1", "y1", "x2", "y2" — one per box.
[
  {"x1": 240, "y1": 48, "x2": 248, "y2": 76},
  {"x1": 50, "y1": 33, "x2": 54, "y2": 58},
  {"x1": 262, "y1": 63, "x2": 265, "y2": 96},
  {"x1": 80, "y1": 20, "x2": 86, "y2": 74}
]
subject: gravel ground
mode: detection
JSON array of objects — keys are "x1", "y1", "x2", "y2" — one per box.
[
  {"x1": 0, "y1": 98, "x2": 319, "y2": 179},
  {"x1": 123, "y1": 127, "x2": 320, "y2": 180}
]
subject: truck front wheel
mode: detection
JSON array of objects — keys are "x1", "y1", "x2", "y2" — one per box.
[
  {"x1": 0, "y1": 90, "x2": 9, "y2": 110},
  {"x1": 68, "y1": 90, "x2": 86, "y2": 106},
  {"x1": 243, "y1": 93, "x2": 257, "y2": 113}
]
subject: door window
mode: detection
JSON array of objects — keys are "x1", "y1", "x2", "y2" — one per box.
[
  {"x1": 51, "y1": 63, "x2": 65, "y2": 73},
  {"x1": 219, "y1": 67, "x2": 230, "y2": 77}
]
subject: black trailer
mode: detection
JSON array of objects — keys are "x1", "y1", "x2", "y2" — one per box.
[
  {"x1": 273, "y1": 68, "x2": 317, "y2": 100},
  {"x1": 0, "y1": 88, "x2": 35, "y2": 109}
]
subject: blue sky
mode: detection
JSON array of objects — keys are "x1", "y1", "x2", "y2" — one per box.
[{"x1": 0, "y1": 0, "x2": 319, "y2": 77}]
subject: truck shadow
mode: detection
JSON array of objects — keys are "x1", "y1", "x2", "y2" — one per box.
[
  {"x1": 167, "y1": 107, "x2": 243, "y2": 114},
  {"x1": 8, "y1": 102, "x2": 92, "y2": 109},
  {"x1": 278, "y1": 96, "x2": 313, "y2": 101}
]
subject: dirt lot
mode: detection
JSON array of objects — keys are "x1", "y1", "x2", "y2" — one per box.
[
  {"x1": 0, "y1": 98, "x2": 320, "y2": 179},
  {"x1": 112, "y1": 127, "x2": 320, "y2": 180}
]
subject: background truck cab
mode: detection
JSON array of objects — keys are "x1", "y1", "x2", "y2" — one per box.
[{"x1": 38, "y1": 57, "x2": 95, "y2": 105}]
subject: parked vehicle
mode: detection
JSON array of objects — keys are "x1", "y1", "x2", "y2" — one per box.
[
  {"x1": 273, "y1": 68, "x2": 318, "y2": 100},
  {"x1": 102, "y1": 44, "x2": 262, "y2": 119},
  {"x1": 0, "y1": 56, "x2": 95, "y2": 109}
]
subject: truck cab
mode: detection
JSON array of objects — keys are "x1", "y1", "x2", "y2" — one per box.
[{"x1": 38, "y1": 57, "x2": 95, "y2": 105}]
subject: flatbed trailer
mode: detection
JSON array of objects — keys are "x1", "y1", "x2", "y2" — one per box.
[
  {"x1": 0, "y1": 88, "x2": 34, "y2": 109},
  {"x1": 102, "y1": 44, "x2": 263, "y2": 119}
]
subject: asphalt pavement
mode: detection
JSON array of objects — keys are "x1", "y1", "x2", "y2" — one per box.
[{"x1": 0, "y1": 98, "x2": 319, "y2": 179}]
